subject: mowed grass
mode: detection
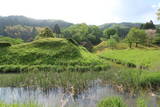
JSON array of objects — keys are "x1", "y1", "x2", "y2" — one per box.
[
  {"x1": 0, "y1": 38, "x2": 109, "y2": 72},
  {"x1": 99, "y1": 48, "x2": 160, "y2": 69}
]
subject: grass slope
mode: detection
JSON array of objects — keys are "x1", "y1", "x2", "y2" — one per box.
[{"x1": 0, "y1": 38, "x2": 109, "y2": 72}]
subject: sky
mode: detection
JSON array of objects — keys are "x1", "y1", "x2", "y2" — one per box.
[{"x1": 0, "y1": 0, "x2": 160, "y2": 25}]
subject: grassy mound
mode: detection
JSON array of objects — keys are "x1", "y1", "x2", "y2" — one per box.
[{"x1": 0, "y1": 38, "x2": 109, "y2": 72}]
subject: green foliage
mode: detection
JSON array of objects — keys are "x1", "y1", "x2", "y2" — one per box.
[
  {"x1": 103, "y1": 28, "x2": 117, "y2": 39},
  {"x1": 36, "y1": 28, "x2": 54, "y2": 39},
  {"x1": 153, "y1": 33, "x2": 160, "y2": 45},
  {"x1": 97, "y1": 97, "x2": 127, "y2": 107},
  {"x1": 125, "y1": 28, "x2": 147, "y2": 48},
  {"x1": 63, "y1": 24, "x2": 102, "y2": 45}
]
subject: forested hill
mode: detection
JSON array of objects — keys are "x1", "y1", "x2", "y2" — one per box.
[
  {"x1": 99, "y1": 22, "x2": 142, "y2": 30},
  {"x1": 0, "y1": 16, "x2": 73, "y2": 28},
  {"x1": 0, "y1": 16, "x2": 73, "y2": 41}
]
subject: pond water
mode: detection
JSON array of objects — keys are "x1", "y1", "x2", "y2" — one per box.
[{"x1": 0, "y1": 82, "x2": 160, "y2": 107}]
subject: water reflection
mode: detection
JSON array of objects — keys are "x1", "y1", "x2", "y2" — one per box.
[{"x1": 0, "y1": 84, "x2": 159, "y2": 107}]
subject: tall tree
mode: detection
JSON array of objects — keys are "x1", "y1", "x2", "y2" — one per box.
[
  {"x1": 103, "y1": 28, "x2": 117, "y2": 39},
  {"x1": 53, "y1": 24, "x2": 61, "y2": 37}
]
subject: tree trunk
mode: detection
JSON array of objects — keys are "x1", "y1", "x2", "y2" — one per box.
[
  {"x1": 135, "y1": 43, "x2": 138, "y2": 47},
  {"x1": 129, "y1": 43, "x2": 132, "y2": 48}
]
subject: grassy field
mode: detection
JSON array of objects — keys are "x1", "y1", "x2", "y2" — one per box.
[
  {"x1": 99, "y1": 48, "x2": 160, "y2": 69},
  {"x1": 0, "y1": 38, "x2": 109, "y2": 72}
]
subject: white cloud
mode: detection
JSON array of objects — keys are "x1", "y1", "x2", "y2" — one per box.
[
  {"x1": 0, "y1": 0, "x2": 123, "y2": 25},
  {"x1": 152, "y1": 2, "x2": 160, "y2": 9}
]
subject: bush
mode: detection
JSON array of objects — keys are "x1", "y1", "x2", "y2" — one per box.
[{"x1": 97, "y1": 96, "x2": 127, "y2": 107}]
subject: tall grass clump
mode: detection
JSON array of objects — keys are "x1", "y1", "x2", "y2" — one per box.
[
  {"x1": 97, "y1": 96, "x2": 127, "y2": 107},
  {"x1": 136, "y1": 98, "x2": 147, "y2": 107}
]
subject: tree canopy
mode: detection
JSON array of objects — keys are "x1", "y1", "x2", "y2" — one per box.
[
  {"x1": 36, "y1": 27, "x2": 54, "y2": 39},
  {"x1": 140, "y1": 20, "x2": 156, "y2": 29},
  {"x1": 62, "y1": 24, "x2": 102, "y2": 45},
  {"x1": 103, "y1": 28, "x2": 117, "y2": 39},
  {"x1": 125, "y1": 28, "x2": 147, "y2": 48}
]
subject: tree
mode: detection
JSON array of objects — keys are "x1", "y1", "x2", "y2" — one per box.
[
  {"x1": 145, "y1": 29, "x2": 156, "y2": 47},
  {"x1": 112, "y1": 34, "x2": 120, "y2": 42},
  {"x1": 107, "y1": 38, "x2": 117, "y2": 49},
  {"x1": 53, "y1": 24, "x2": 61, "y2": 37},
  {"x1": 88, "y1": 25, "x2": 102, "y2": 45},
  {"x1": 140, "y1": 20, "x2": 156, "y2": 29},
  {"x1": 125, "y1": 28, "x2": 147, "y2": 48},
  {"x1": 32, "y1": 27, "x2": 38, "y2": 37},
  {"x1": 103, "y1": 28, "x2": 117, "y2": 39},
  {"x1": 36, "y1": 27, "x2": 54, "y2": 39},
  {"x1": 63, "y1": 24, "x2": 102, "y2": 45}
]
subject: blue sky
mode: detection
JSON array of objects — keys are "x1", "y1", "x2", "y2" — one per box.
[
  {"x1": 113, "y1": 0, "x2": 160, "y2": 24},
  {"x1": 0, "y1": 0, "x2": 160, "y2": 25}
]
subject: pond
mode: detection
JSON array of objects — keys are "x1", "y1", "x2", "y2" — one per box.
[{"x1": 0, "y1": 82, "x2": 159, "y2": 107}]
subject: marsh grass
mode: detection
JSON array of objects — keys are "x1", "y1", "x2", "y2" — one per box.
[
  {"x1": 0, "y1": 102, "x2": 40, "y2": 107},
  {"x1": 136, "y1": 98, "x2": 148, "y2": 107},
  {"x1": 98, "y1": 96, "x2": 149, "y2": 107},
  {"x1": 0, "y1": 66, "x2": 159, "y2": 93},
  {"x1": 97, "y1": 96, "x2": 127, "y2": 107}
]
